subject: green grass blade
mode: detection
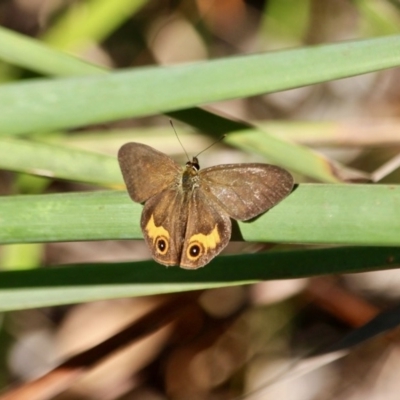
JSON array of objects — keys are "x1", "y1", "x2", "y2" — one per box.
[
  {"x1": 254, "y1": 120, "x2": 400, "y2": 147},
  {"x1": 0, "y1": 185, "x2": 399, "y2": 245},
  {"x1": 1, "y1": 35, "x2": 400, "y2": 136},
  {"x1": 0, "y1": 26, "x2": 105, "y2": 77},
  {"x1": 356, "y1": 0, "x2": 400, "y2": 36},
  {"x1": 0, "y1": 133, "x2": 344, "y2": 185},
  {"x1": 261, "y1": 0, "x2": 311, "y2": 45},
  {"x1": 0, "y1": 243, "x2": 44, "y2": 270},
  {"x1": 0, "y1": 138, "x2": 122, "y2": 187},
  {"x1": 42, "y1": 0, "x2": 148, "y2": 52},
  {"x1": 0, "y1": 247, "x2": 399, "y2": 311}
]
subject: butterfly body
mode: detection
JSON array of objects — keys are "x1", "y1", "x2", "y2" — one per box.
[{"x1": 118, "y1": 142, "x2": 293, "y2": 269}]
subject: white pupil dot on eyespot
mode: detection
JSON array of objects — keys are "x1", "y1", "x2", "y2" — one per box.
[
  {"x1": 156, "y1": 238, "x2": 168, "y2": 254},
  {"x1": 190, "y1": 245, "x2": 199, "y2": 256}
]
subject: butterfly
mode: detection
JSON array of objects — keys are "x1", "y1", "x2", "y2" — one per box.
[{"x1": 118, "y1": 142, "x2": 293, "y2": 269}]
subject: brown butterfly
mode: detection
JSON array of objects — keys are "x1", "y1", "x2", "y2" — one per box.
[{"x1": 118, "y1": 142, "x2": 293, "y2": 269}]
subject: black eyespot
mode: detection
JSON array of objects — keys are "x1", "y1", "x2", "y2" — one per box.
[
  {"x1": 187, "y1": 241, "x2": 204, "y2": 260},
  {"x1": 189, "y1": 244, "x2": 200, "y2": 258},
  {"x1": 156, "y1": 237, "x2": 168, "y2": 255}
]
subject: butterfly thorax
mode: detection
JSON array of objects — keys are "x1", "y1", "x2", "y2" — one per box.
[{"x1": 181, "y1": 157, "x2": 200, "y2": 191}]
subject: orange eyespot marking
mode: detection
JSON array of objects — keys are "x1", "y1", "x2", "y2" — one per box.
[
  {"x1": 145, "y1": 215, "x2": 170, "y2": 255},
  {"x1": 189, "y1": 225, "x2": 220, "y2": 248},
  {"x1": 145, "y1": 215, "x2": 170, "y2": 240},
  {"x1": 186, "y1": 225, "x2": 220, "y2": 260}
]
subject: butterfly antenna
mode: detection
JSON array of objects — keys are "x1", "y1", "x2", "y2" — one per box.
[
  {"x1": 195, "y1": 134, "x2": 226, "y2": 158},
  {"x1": 170, "y1": 120, "x2": 190, "y2": 162}
]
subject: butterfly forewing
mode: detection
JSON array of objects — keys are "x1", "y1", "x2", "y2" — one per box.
[
  {"x1": 118, "y1": 143, "x2": 181, "y2": 203},
  {"x1": 199, "y1": 163, "x2": 294, "y2": 221}
]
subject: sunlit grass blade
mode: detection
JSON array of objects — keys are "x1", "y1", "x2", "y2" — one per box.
[
  {"x1": 356, "y1": 0, "x2": 400, "y2": 36},
  {"x1": 0, "y1": 243, "x2": 43, "y2": 270},
  {"x1": 0, "y1": 137, "x2": 123, "y2": 187},
  {"x1": 261, "y1": 0, "x2": 310, "y2": 46},
  {"x1": 0, "y1": 26, "x2": 105, "y2": 77},
  {"x1": 50, "y1": 127, "x2": 212, "y2": 156},
  {"x1": 0, "y1": 246, "x2": 399, "y2": 311},
  {"x1": 255, "y1": 120, "x2": 400, "y2": 147},
  {"x1": 0, "y1": 184, "x2": 399, "y2": 245},
  {"x1": 42, "y1": 0, "x2": 148, "y2": 52},
  {"x1": 227, "y1": 129, "x2": 369, "y2": 182},
  {"x1": 0, "y1": 128, "x2": 355, "y2": 185}
]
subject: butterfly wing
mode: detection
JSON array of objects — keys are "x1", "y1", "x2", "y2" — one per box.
[
  {"x1": 118, "y1": 142, "x2": 181, "y2": 203},
  {"x1": 140, "y1": 188, "x2": 188, "y2": 266},
  {"x1": 180, "y1": 190, "x2": 231, "y2": 269},
  {"x1": 199, "y1": 163, "x2": 294, "y2": 221}
]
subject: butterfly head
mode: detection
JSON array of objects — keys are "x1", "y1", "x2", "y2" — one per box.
[{"x1": 186, "y1": 157, "x2": 200, "y2": 171}]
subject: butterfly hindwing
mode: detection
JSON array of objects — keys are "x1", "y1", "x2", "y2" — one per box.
[
  {"x1": 140, "y1": 188, "x2": 188, "y2": 266},
  {"x1": 180, "y1": 190, "x2": 231, "y2": 269}
]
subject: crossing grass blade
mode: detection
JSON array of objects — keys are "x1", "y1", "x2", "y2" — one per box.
[{"x1": 1, "y1": 28, "x2": 399, "y2": 182}]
